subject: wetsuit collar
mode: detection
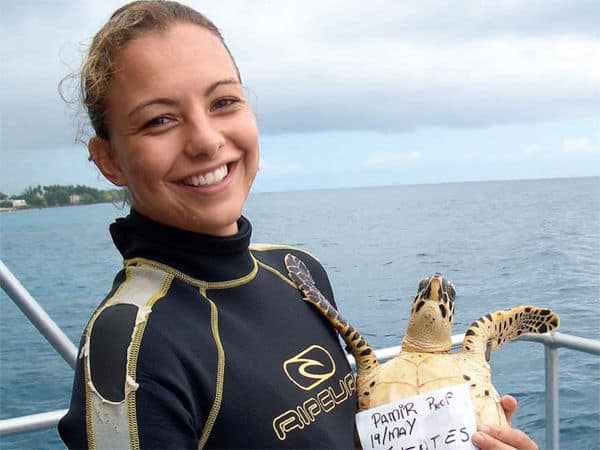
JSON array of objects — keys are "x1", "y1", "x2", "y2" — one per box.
[{"x1": 109, "y1": 209, "x2": 255, "y2": 283}]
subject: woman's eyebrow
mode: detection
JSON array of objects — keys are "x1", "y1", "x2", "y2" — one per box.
[
  {"x1": 128, "y1": 98, "x2": 179, "y2": 118},
  {"x1": 127, "y1": 78, "x2": 241, "y2": 119},
  {"x1": 205, "y1": 78, "x2": 240, "y2": 97}
]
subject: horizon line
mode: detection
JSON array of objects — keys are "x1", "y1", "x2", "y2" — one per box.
[{"x1": 2, "y1": 174, "x2": 598, "y2": 198}]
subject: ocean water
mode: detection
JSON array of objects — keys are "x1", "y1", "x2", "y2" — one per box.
[{"x1": 1, "y1": 177, "x2": 599, "y2": 450}]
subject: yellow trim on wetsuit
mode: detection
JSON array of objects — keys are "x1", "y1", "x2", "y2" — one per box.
[
  {"x1": 124, "y1": 257, "x2": 258, "y2": 289},
  {"x1": 250, "y1": 243, "x2": 322, "y2": 263},
  {"x1": 197, "y1": 288, "x2": 226, "y2": 450},
  {"x1": 126, "y1": 272, "x2": 174, "y2": 449},
  {"x1": 255, "y1": 260, "x2": 298, "y2": 289}
]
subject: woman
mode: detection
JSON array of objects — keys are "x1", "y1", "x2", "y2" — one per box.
[{"x1": 58, "y1": 1, "x2": 538, "y2": 449}]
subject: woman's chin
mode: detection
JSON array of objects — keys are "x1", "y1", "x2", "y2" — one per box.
[{"x1": 181, "y1": 209, "x2": 241, "y2": 236}]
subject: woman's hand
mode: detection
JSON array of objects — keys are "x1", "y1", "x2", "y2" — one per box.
[{"x1": 471, "y1": 395, "x2": 539, "y2": 450}]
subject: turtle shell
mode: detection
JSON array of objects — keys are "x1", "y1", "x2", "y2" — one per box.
[{"x1": 363, "y1": 351, "x2": 508, "y2": 427}]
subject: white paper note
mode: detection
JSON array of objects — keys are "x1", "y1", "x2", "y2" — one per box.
[{"x1": 355, "y1": 384, "x2": 478, "y2": 450}]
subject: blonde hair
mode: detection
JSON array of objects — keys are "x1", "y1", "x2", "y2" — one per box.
[{"x1": 72, "y1": 0, "x2": 240, "y2": 140}]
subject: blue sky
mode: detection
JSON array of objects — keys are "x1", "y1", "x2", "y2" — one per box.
[{"x1": 1, "y1": 0, "x2": 599, "y2": 195}]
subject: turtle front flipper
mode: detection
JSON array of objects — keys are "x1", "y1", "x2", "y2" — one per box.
[
  {"x1": 462, "y1": 305, "x2": 560, "y2": 358},
  {"x1": 284, "y1": 253, "x2": 378, "y2": 409}
]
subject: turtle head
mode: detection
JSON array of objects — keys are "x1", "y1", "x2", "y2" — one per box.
[{"x1": 402, "y1": 274, "x2": 456, "y2": 353}]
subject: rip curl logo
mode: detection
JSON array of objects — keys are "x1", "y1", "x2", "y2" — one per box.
[
  {"x1": 272, "y1": 372, "x2": 356, "y2": 441},
  {"x1": 283, "y1": 345, "x2": 336, "y2": 391}
]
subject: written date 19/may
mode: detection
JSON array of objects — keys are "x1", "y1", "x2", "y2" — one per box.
[{"x1": 370, "y1": 426, "x2": 471, "y2": 450}]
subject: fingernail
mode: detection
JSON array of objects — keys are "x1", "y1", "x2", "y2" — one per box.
[
  {"x1": 480, "y1": 424, "x2": 491, "y2": 433},
  {"x1": 472, "y1": 432, "x2": 485, "y2": 445}
]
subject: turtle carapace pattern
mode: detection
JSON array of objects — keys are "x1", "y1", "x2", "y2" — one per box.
[{"x1": 284, "y1": 253, "x2": 560, "y2": 427}]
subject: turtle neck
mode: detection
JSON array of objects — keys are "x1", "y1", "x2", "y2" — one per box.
[{"x1": 109, "y1": 209, "x2": 254, "y2": 283}]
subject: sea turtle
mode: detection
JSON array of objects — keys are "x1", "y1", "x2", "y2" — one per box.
[{"x1": 284, "y1": 254, "x2": 560, "y2": 428}]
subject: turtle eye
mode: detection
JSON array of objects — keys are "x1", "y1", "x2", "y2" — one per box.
[
  {"x1": 447, "y1": 284, "x2": 456, "y2": 299},
  {"x1": 418, "y1": 278, "x2": 428, "y2": 292}
]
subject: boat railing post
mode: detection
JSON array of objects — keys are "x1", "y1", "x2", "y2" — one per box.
[
  {"x1": 544, "y1": 336, "x2": 560, "y2": 450},
  {"x1": 0, "y1": 260, "x2": 77, "y2": 369}
]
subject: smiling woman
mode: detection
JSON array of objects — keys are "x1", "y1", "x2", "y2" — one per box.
[{"x1": 56, "y1": 2, "x2": 358, "y2": 449}]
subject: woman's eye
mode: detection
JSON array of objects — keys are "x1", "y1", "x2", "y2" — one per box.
[
  {"x1": 143, "y1": 116, "x2": 171, "y2": 129},
  {"x1": 212, "y1": 97, "x2": 240, "y2": 111}
]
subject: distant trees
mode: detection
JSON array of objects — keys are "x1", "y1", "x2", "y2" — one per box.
[
  {"x1": 12, "y1": 185, "x2": 126, "y2": 208},
  {"x1": 20, "y1": 185, "x2": 46, "y2": 207},
  {"x1": 44, "y1": 185, "x2": 70, "y2": 207}
]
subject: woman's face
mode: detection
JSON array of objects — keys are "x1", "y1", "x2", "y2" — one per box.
[{"x1": 93, "y1": 23, "x2": 259, "y2": 236}]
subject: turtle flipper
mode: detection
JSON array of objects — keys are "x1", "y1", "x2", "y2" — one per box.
[
  {"x1": 462, "y1": 305, "x2": 560, "y2": 358},
  {"x1": 284, "y1": 252, "x2": 317, "y2": 291},
  {"x1": 284, "y1": 253, "x2": 379, "y2": 378}
]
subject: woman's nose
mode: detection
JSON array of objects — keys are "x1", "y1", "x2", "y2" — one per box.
[{"x1": 183, "y1": 113, "x2": 224, "y2": 159}]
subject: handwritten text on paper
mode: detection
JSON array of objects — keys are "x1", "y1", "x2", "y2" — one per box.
[{"x1": 355, "y1": 384, "x2": 478, "y2": 450}]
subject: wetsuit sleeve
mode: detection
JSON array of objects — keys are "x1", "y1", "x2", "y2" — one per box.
[
  {"x1": 58, "y1": 273, "x2": 212, "y2": 450},
  {"x1": 59, "y1": 305, "x2": 199, "y2": 450},
  {"x1": 58, "y1": 303, "x2": 201, "y2": 449}
]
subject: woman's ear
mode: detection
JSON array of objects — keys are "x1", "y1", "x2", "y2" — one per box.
[{"x1": 88, "y1": 137, "x2": 128, "y2": 186}]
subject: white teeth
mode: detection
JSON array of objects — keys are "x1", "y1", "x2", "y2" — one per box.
[{"x1": 183, "y1": 164, "x2": 228, "y2": 187}]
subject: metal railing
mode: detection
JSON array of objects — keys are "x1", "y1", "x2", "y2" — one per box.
[{"x1": 1, "y1": 259, "x2": 600, "y2": 449}]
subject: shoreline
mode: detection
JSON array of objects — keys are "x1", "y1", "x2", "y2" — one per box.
[{"x1": 0, "y1": 201, "x2": 118, "y2": 213}]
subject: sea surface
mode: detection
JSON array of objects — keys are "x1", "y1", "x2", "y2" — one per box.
[{"x1": 1, "y1": 177, "x2": 599, "y2": 450}]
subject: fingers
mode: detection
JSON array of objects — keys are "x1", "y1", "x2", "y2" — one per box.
[
  {"x1": 500, "y1": 395, "x2": 518, "y2": 426},
  {"x1": 472, "y1": 425, "x2": 538, "y2": 450},
  {"x1": 472, "y1": 430, "x2": 514, "y2": 450}
]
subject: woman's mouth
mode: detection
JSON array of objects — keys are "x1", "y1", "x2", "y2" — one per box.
[
  {"x1": 177, "y1": 161, "x2": 237, "y2": 193},
  {"x1": 182, "y1": 164, "x2": 228, "y2": 187}
]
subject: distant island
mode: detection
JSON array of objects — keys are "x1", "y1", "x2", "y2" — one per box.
[{"x1": 0, "y1": 185, "x2": 127, "y2": 211}]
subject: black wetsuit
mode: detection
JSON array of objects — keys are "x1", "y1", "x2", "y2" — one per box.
[{"x1": 58, "y1": 210, "x2": 357, "y2": 449}]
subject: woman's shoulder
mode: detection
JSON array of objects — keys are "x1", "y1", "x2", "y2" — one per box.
[
  {"x1": 250, "y1": 243, "x2": 326, "y2": 275},
  {"x1": 90, "y1": 263, "x2": 174, "y2": 322},
  {"x1": 82, "y1": 263, "x2": 177, "y2": 398},
  {"x1": 250, "y1": 243, "x2": 322, "y2": 264}
]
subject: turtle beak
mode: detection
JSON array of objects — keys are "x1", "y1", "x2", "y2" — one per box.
[{"x1": 423, "y1": 276, "x2": 443, "y2": 301}]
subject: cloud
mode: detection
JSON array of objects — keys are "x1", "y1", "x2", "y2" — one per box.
[
  {"x1": 1, "y1": 0, "x2": 600, "y2": 151},
  {"x1": 561, "y1": 136, "x2": 600, "y2": 154},
  {"x1": 245, "y1": 35, "x2": 600, "y2": 136},
  {"x1": 365, "y1": 151, "x2": 420, "y2": 169},
  {"x1": 310, "y1": 0, "x2": 600, "y2": 43}
]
